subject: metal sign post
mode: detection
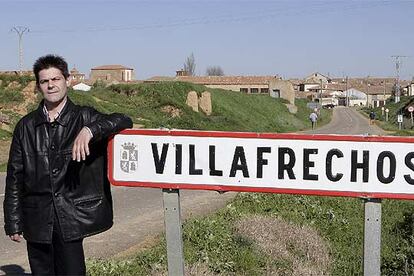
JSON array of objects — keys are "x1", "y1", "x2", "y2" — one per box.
[
  {"x1": 397, "y1": 114, "x2": 403, "y2": 130},
  {"x1": 408, "y1": 106, "x2": 414, "y2": 126},
  {"x1": 162, "y1": 189, "x2": 185, "y2": 276},
  {"x1": 411, "y1": 112, "x2": 413, "y2": 127},
  {"x1": 363, "y1": 198, "x2": 382, "y2": 276}
]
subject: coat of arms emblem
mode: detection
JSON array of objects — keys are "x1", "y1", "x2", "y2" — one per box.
[{"x1": 120, "y1": 142, "x2": 138, "y2": 173}]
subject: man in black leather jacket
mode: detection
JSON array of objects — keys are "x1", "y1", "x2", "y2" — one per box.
[{"x1": 3, "y1": 55, "x2": 133, "y2": 275}]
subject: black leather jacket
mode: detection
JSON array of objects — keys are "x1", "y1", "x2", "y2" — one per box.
[{"x1": 3, "y1": 98, "x2": 132, "y2": 243}]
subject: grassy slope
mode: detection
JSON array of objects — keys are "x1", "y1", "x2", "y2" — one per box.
[
  {"x1": 70, "y1": 81, "x2": 325, "y2": 133},
  {"x1": 86, "y1": 85, "x2": 414, "y2": 275}
]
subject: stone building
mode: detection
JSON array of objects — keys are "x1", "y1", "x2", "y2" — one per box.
[
  {"x1": 90, "y1": 65, "x2": 134, "y2": 82},
  {"x1": 146, "y1": 75, "x2": 295, "y2": 104},
  {"x1": 70, "y1": 68, "x2": 85, "y2": 82}
]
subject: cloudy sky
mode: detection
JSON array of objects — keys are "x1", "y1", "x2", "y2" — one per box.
[{"x1": 1, "y1": 0, "x2": 413, "y2": 80}]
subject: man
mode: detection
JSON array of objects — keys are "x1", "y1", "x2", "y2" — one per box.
[
  {"x1": 309, "y1": 111, "x2": 318, "y2": 129},
  {"x1": 369, "y1": 111, "x2": 376, "y2": 125},
  {"x1": 3, "y1": 55, "x2": 132, "y2": 275}
]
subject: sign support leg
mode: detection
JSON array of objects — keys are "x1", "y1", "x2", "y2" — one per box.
[
  {"x1": 363, "y1": 198, "x2": 382, "y2": 276},
  {"x1": 162, "y1": 188, "x2": 185, "y2": 276}
]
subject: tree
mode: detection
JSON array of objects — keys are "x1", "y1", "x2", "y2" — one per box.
[
  {"x1": 206, "y1": 66, "x2": 224, "y2": 76},
  {"x1": 183, "y1": 53, "x2": 196, "y2": 76}
]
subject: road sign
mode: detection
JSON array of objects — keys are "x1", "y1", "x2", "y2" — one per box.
[
  {"x1": 409, "y1": 106, "x2": 414, "y2": 112},
  {"x1": 109, "y1": 129, "x2": 413, "y2": 276},
  {"x1": 398, "y1": 114, "x2": 403, "y2": 123},
  {"x1": 109, "y1": 129, "x2": 414, "y2": 200}
]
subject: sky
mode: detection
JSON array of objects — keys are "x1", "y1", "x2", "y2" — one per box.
[{"x1": 0, "y1": 0, "x2": 413, "y2": 80}]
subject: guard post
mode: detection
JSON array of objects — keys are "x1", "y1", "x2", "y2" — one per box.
[
  {"x1": 363, "y1": 198, "x2": 382, "y2": 276},
  {"x1": 163, "y1": 189, "x2": 185, "y2": 275}
]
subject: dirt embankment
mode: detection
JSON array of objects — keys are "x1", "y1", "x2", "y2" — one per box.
[{"x1": 0, "y1": 140, "x2": 11, "y2": 165}]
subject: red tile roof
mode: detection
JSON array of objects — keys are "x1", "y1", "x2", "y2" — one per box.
[
  {"x1": 91, "y1": 65, "x2": 133, "y2": 70},
  {"x1": 176, "y1": 75, "x2": 281, "y2": 85}
]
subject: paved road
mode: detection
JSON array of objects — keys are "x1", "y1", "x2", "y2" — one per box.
[
  {"x1": 0, "y1": 107, "x2": 386, "y2": 275},
  {"x1": 304, "y1": 106, "x2": 386, "y2": 135}
]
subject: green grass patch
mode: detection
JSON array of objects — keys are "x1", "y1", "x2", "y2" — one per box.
[
  {"x1": 0, "y1": 129, "x2": 12, "y2": 140},
  {"x1": 0, "y1": 74, "x2": 35, "y2": 88},
  {"x1": 86, "y1": 193, "x2": 414, "y2": 275},
  {"x1": 361, "y1": 95, "x2": 414, "y2": 135},
  {"x1": 0, "y1": 89, "x2": 24, "y2": 106}
]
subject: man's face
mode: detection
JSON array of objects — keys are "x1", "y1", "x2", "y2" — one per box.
[{"x1": 37, "y1": 67, "x2": 69, "y2": 106}]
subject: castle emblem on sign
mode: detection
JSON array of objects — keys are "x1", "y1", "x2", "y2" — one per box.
[{"x1": 120, "y1": 142, "x2": 138, "y2": 173}]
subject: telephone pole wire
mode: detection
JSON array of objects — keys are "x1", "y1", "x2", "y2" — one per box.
[{"x1": 11, "y1": 26, "x2": 30, "y2": 73}]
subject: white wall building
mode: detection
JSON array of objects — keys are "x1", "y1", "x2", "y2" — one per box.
[{"x1": 72, "y1": 82, "x2": 91, "y2": 92}]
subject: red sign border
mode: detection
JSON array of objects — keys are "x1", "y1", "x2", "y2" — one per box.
[{"x1": 108, "y1": 129, "x2": 414, "y2": 200}]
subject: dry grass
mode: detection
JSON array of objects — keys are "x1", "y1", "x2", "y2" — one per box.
[
  {"x1": 150, "y1": 262, "x2": 215, "y2": 276},
  {"x1": 0, "y1": 139, "x2": 11, "y2": 164},
  {"x1": 235, "y1": 215, "x2": 331, "y2": 276},
  {"x1": 160, "y1": 105, "x2": 182, "y2": 118}
]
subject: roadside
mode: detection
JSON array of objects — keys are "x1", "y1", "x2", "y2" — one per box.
[{"x1": 0, "y1": 140, "x2": 11, "y2": 169}]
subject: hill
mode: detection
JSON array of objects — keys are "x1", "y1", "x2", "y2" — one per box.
[{"x1": 0, "y1": 80, "x2": 330, "y2": 170}]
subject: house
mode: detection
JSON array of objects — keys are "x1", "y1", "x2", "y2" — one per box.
[
  {"x1": 90, "y1": 65, "x2": 134, "y2": 82},
  {"x1": 146, "y1": 75, "x2": 295, "y2": 104},
  {"x1": 344, "y1": 88, "x2": 367, "y2": 106},
  {"x1": 299, "y1": 81, "x2": 322, "y2": 92},
  {"x1": 305, "y1": 72, "x2": 332, "y2": 85},
  {"x1": 405, "y1": 79, "x2": 414, "y2": 96},
  {"x1": 70, "y1": 68, "x2": 85, "y2": 82},
  {"x1": 296, "y1": 72, "x2": 332, "y2": 92},
  {"x1": 72, "y1": 82, "x2": 91, "y2": 92}
]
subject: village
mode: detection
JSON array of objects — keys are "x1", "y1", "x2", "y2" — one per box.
[{"x1": 2, "y1": 65, "x2": 414, "y2": 112}]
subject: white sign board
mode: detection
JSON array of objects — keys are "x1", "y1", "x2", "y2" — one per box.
[
  {"x1": 109, "y1": 129, "x2": 414, "y2": 200},
  {"x1": 398, "y1": 114, "x2": 403, "y2": 123},
  {"x1": 409, "y1": 106, "x2": 414, "y2": 112}
]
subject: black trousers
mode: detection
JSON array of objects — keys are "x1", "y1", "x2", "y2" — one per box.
[{"x1": 27, "y1": 213, "x2": 86, "y2": 276}]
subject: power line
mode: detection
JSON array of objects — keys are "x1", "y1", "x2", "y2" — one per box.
[
  {"x1": 391, "y1": 55, "x2": 409, "y2": 103},
  {"x1": 11, "y1": 26, "x2": 30, "y2": 72},
  {"x1": 27, "y1": 1, "x2": 393, "y2": 34}
]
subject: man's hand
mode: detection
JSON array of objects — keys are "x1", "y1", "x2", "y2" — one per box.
[
  {"x1": 72, "y1": 127, "x2": 93, "y2": 162},
  {"x1": 9, "y1": 233, "x2": 23, "y2": 243}
]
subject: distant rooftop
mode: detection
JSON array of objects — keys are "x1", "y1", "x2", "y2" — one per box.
[{"x1": 91, "y1": 65, "x2": 133, "y2": 70}]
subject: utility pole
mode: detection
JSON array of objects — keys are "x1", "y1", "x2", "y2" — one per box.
[
  {"x1": 11, "y1": 26, "x2": 30, "y2": 73},
  {"x1": 345, "y1": 76, "x2": 349, "y2": 107},
  {"x1": 366, "y1": 76, "x2": 370, "y2": 107},
  {"x1": 391, "y1": 55, "x2": 408, "y2": 103},
  {"x1": 319, "y1": 79, "x2": 323, "y2": 106}
]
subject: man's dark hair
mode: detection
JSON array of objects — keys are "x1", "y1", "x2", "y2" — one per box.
[{"x1": 33, "y1": 54, "x2": 69, "y2": 84}]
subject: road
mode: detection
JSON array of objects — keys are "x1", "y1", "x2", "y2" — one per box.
[
  {"x1": 304, "y1": 106, "x2": 385, "y2": 136},
  {"x1": 0, "y1": 107, "x2": 386, "y2": 275}
]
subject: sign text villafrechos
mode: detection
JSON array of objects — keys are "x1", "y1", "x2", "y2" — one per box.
[{"x1": 109, "y1": 129, "x2": 414, "y2": 200}]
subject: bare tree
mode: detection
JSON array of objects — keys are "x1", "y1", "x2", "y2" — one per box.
[
  {"x1": 183, "y1": 53, "x2": 196, "y2": 76},
  {"x1": 206, "y1": 66, "x2": 224, "y2": 76}
]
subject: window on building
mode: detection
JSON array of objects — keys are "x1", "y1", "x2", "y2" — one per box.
[
  {"x1": 260, "y1": 88, "x2": 269, "y2": 94},
  {"x1": 240, "y1": 88, "x2": 248, "y2": 93},
  {"x1": 271, "y1": 89, "x2": 280, "y2": 98},
  {"x1": 251, "y1": 88, "x2": 259, "y2": 94}
]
